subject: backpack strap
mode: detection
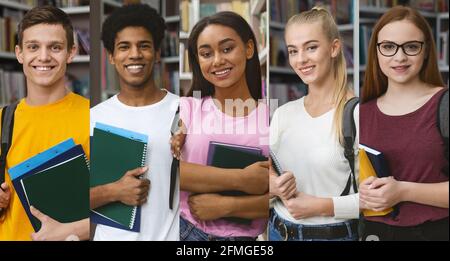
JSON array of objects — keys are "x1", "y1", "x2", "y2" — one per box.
[
  {"x1": 438, "y1": 89, "x2": 449, "y2": 176},
  {"x1": 169, "y1": 106, "x2": 180, "y2": 210},
  {"x1": 1, "y1": 101, "x2": 19, "y2": 186},
  {"x1": 0, "y1": 101, "x2": 19, "y2": 215},
  {"x1": 341, "y1": 97, "x2": 359, "y2": 196}
]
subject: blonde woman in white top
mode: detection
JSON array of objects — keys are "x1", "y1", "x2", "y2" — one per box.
[{"x1": 269, "y1": 7, "x2": 359, "y2": 241}]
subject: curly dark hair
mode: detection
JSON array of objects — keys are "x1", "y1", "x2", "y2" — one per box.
[{"x1": 101, "y1": 4, "x2": 166, "y2": 54}]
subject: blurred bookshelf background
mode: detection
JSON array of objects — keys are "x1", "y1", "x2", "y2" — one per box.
[
  {"x1": 359, "y1": 0, "x2": 449, "y2": 92},
  {"x1": 90, "y1": 0, "x2": 180, "y2": 107},
  {"x1": 0, "y1": 0, "x2": 90, "y2": 106},
  {"x1": 269, "y1": 0, "x2": 358, "y2": 108}
]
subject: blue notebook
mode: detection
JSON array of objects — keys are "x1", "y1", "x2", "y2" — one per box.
[
  {"x1": 12, "y1": 145, "x2": 86, "y2": 231},
  {"x1": 8, "y1": 139, "x2": 76, "y2": 180}
]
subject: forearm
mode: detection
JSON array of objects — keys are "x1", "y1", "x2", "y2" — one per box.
[
  {"x1": 314, "y1": 197, "x2": 334, "y2": 217},
  {"x1": 180, "y1": 161, "x2": 242, "y2": 193},
  {"x1": 226, "y1": 194, "x2": 269, "y2": 219},
  {"x1": 71, "y1": 218, "x2": 90, "y2": 240},
  {"x1": 401, "y1": 181, "x2": 449, "y2": 208},
  {"x1": 90, "y1": 183, "x2": 117, "y2": 209}
]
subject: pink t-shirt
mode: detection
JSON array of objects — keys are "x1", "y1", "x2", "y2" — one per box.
[{"x1": 180, "y1": 96, "x2": 269, "y2": 237}]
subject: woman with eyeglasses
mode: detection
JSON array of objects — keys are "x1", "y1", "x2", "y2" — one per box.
[{"x1": 360, "y1": 6, "x2": 449, "y2": 241}]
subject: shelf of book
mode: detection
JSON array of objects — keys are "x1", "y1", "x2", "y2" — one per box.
[
  {"x1": 269, "y1": 0, "x2": 358, "y2": 105},
  {"x1": 359, "y1": 0, "x2": 449, "y2": 85}
]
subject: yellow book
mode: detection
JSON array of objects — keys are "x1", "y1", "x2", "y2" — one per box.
[{"x1": 359, "y1": 149, "x2": 393, "y2": 216}]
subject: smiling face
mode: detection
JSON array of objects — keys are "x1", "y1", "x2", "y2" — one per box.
[
  {"x1": 377, "y1": 19, "x2": 426, "y2": 86},
  {"x1": 109, "y1": 26, "x2": 160, "y2": 89},
  {"x1": 196, "y1": 24, "x2": 253, "y2": 91},
  {"x1": 15, "y1": 23, "x2": 76, "y2": 90},
  {"x1": 285, "y1": 21, "x2": 339, "y2": 87}
]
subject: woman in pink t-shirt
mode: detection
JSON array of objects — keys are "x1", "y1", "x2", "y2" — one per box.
[
  {"x1": 360, "y1": 6, "x2": 449, "y2": 241},
  {"x1": 174, "y1": 11, "x2": 270, "y2": 241}
]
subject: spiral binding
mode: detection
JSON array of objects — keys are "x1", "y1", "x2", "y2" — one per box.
[
  {"x1": 83, "y1": 153, "x2": 90, "y2": 170},
  {"x1": 129, "y1": 142, "x2": 148, "y2": 229},
  {"x1": 270, "y1": 149, "x2": 283, "y2": 176}
]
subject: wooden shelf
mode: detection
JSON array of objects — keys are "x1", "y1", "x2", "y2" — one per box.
[
  {"x1": 0, "y1": 51, "x2": 16, "y2": 60},
  {"x1": 180, "y1": 72, "x2": 192, "y2": 80},
  {"x1": 338, "y1": 24, "x2": 354, "y2": 31},
  {"x1": 103, "y1": 0, "x2": 122, "y2": 8},
  {"x1": 270, "y1": 66, "x2": 296, "y2": 75},
  {"x1": 0, "y1": 0, "x2": 31, "y2": 10},
  {"x1": 269, "y1": 21, "x2": 284, "y2": 30},
  {"x1": 165, "y1": 15, "x2": 180, "y2": 23},
  {"x1": 162, "y1": 56, "x2": 179, "y2": 63},
  {"x1": 360, "y1": 5, "x2": 437, "y2": 18},
  {"x1": 61, "y1": 6, "x2": 89, "y2": 15},
  {"x1": 72, "y1": 55, "x2": 90, "y2": 63}
]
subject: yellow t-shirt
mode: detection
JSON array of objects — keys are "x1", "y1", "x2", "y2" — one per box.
[{"x1": 0, "y1": 92, "x2": 89, "y2": 241}]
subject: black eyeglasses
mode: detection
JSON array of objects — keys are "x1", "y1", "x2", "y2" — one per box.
[{"x1": 376, "y1": 41, "x2": 424, "y2": 57}]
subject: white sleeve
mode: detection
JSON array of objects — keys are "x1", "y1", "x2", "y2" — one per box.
[
  {"x1": 332, "y1": 193, "x2": 359, "y2": 219},
  {"x1": 332, "y1": 104, "x2": 360, "y2": 220}
]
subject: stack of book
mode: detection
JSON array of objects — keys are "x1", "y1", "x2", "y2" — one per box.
[
  {"x1": 9, "y1": 138, "x2": 90, "y2": 231},
  {"x1": 359, "y1": 144, "x2": 393, "y2": 217}
]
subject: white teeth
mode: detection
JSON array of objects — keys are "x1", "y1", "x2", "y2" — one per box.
[
  {"x1": 35, "y1": 66, "x2": 52, "y2": 71},
  {"x1": 214, "y1": 69, "x2": 230, "y2": 75},
  {"x1": 126, "y1": 65, "x2": 144, "y2": 69},
  {"x1": 300, "y1": 66, "x2": 314, "y2": 73}
]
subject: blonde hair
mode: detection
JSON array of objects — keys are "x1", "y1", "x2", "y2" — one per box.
[{"x1": 286, "y1": 6, "x2": 349, "y2": 144}]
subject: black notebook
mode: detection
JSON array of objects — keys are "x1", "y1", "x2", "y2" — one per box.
[{"x1": 207, "y1": 141, "x2": 267, "y2": 225}]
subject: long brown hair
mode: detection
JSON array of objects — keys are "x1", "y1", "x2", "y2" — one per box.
[
  {"x1": 361, "y1": 6, "x2": 445, "y2": 103},
  {"x1": 187, "y1": 11, "x2": 261, "y2": 100}
]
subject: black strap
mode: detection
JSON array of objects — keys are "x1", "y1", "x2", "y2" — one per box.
[
  {"x1": 169, "y1": 106, "x2": 180, "y2": 209},
  {"x1": 341, "y1": 97, "x2": 359, "y2": 196},
  {"x1": 1, "y1": 101, "x2": 19, "y2": 186},
  {"x1": 0, "y1": 101, "x2": 19, "y2": 216},
  {"x1": 438, "y1": 89, "x2": 449, "y2": 176}
]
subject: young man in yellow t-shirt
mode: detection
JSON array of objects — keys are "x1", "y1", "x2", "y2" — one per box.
[{"x1": 0, "y1": 6, "x2": 89, "y2": 241}]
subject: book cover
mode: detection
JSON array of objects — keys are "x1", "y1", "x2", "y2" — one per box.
[
  {"x1": 359, "y1": 149, "x2": 393, "y2": 217},
  {"x1": 90, "y1": 123, "x2": 148, "y2": 231},
  {"x1": 20, "y1": 153, "x2": 90, "y2": 231},
  {"x1": 11, "y1": 144, "x2": 86, "y2": 231},
  {"x1": 207, "y1": 141, "x2": 267, "y2": 225},
  {"x1": 359, "y1": 144, "x2": 390, "y2": 178}
]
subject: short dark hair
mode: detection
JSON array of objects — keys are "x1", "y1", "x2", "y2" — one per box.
[
  {"x1": 17, "y1": 5, "x2": 74, "y2": 49},
  {"x1": 101, "y1": 4, "x2": 166, "y2": 54},
  {"x1": 187, "y1": 11, "x2": 262, "y2": 100}
]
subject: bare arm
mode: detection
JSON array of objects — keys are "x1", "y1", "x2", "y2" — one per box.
[
  {"x1": 188, "y1": 193, "x2": 269, "y2": 220},
  {"x1": 401, "y1": 181, "x2": 448, "y2": 208},
  {"x1": 90, "y1": 167, "x2": 150, "y2": 209},
  {"x1": 360, "y1": 177, "x2": 449, "y2": 211},
  {"x1": 180, "y1": 161, "x2": 269, "y2": 195}
]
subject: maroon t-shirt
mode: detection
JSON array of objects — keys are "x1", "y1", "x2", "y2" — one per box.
[{"x1": 360, "y1": 88, "x2": 449, "y2": 226}]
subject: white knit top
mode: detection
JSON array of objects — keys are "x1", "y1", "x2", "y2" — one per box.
[{"x1": 270, "y1": 97, "x2": 359, "y2": 225}]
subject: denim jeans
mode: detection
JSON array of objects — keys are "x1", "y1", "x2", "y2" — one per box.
[
  {"x1": 268, "y1": 210, "x2": 358, "y2": 241},
  {"x1": 180, "y1": 217, "x2": 257, "y2": 241}
]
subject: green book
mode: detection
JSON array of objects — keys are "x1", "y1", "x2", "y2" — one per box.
[
  {"x1": 20, "y1": 154, "x2": 90, "y2": 231},
  {"x1": 90, "y1": 126, "x2": 148, "y2": 230}
]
